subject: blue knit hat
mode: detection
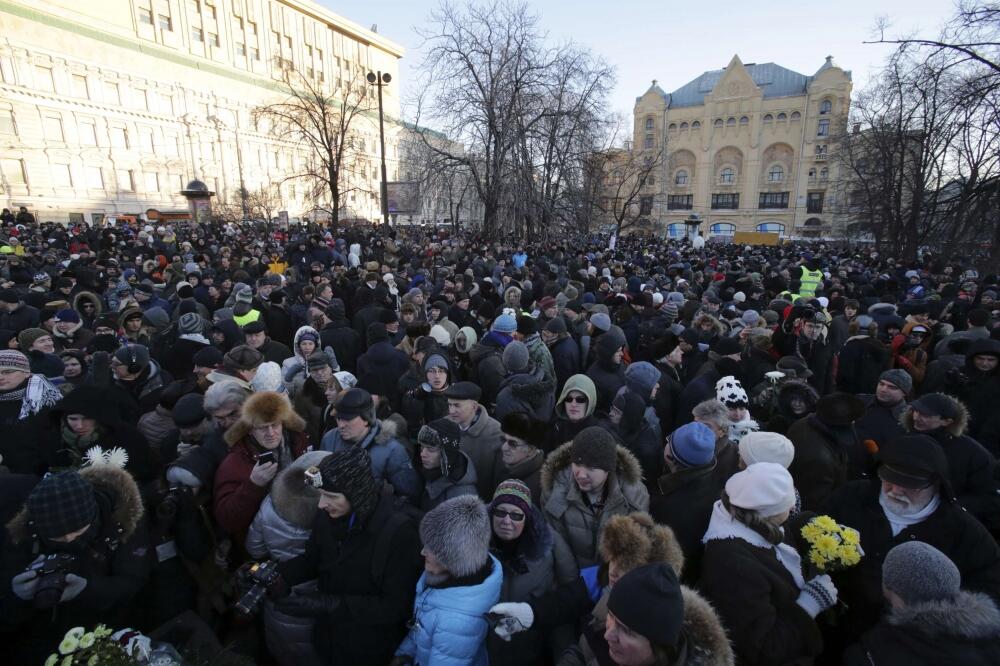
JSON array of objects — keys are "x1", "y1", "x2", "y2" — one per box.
[
  {"x1": 492, "y1": 313, "x2": 517, "y2": 334},
  {"x1": 668, "y1": 422, "x2": 716, "y2": 467}
]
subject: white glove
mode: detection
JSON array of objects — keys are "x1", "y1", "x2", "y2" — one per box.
[
  {"x1": 796, "y1": 574, "x2": 837, "y2": 618},
  {"x1": 489, "y1": 602, "x2": 534, "y2": 641}
]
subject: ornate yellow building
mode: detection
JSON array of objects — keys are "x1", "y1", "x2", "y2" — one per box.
[
  {"x1": 0, "y1": 0, "x2": 409, "y2": 224},
  {"x1": 633, "y1": 54, "x2": 852, "y2": 239}
]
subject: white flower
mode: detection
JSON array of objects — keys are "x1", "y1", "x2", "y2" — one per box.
[
  {"x1": 78, "y1": 632, "x2": 96, "y2": 649},
  {"x1": 61, "y1": 656, "x2": 73, "y2": 666},
  {"x1": 66, "y1": 627, "x2": 85, "y2": 641},
  {"x1": 57, "y1": 635, "x2": 79, "y2": 655},
  {"x1": 44, "y1": 654, "x2": 58, "y2": 666}
]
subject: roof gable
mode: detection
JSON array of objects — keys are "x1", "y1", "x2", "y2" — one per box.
[{"x1": 669, "y1": 57, "x2": 811, "y2": 108}]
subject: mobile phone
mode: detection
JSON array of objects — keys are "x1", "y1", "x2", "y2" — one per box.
[{"x1": 257, "y1": 451, "x2": 276, "y2": 465}]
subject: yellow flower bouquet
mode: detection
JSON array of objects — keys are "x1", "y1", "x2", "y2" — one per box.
[{"x1": 799, "y1": 515, "x2": 863, "y2": 574}]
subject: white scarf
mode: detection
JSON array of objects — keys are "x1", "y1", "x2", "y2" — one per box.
[
  {"x1": 21, "y1": 374, "x2": 63, "y2": 420},
  {"x1": 879, "y1": 490, "x2": 941, "y2": 536},
  {"x1": 703, "y1": 500, "x2": 805, "y2": 589},
  {"x1": 179, "y1": 333, "x2": 210, "y2": 344}
]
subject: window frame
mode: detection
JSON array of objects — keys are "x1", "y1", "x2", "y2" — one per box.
[{"x1": 719, "y1": 167, "x2": 735, "y2": 185}]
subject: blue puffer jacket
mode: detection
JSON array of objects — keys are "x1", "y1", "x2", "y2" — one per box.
[
  {"x1": 320, "y1": 418, "x2": 420, "y2": 501},
  {"x1": 395, "y1": 555, "x2": 503, "y2": 666}
]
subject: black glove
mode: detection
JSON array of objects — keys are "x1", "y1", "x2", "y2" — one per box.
[{"x1": 274, "y1": 593, "x2": 341, "y2": 617}]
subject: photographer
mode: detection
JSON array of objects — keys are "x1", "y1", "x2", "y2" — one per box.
[{"x1": 2, "y1": 467, "x2": 151, "y2": 665}]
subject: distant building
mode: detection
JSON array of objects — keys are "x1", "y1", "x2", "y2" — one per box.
[{"x1": 628, "y1": 54, "x2": 853, "y2": 239}]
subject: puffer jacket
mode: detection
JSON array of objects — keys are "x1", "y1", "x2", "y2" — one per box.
[
  {"x1": 541, "y1": 442, "x2": 649, "y2": 569},
  {"x1": 395, "y1": 555, "x2": 503, "y2": 666},
  {"x1": 137, "y1": 404, "x2": 178, "y2": 453},
  {"x1": 320, "y1": 418, "x2": 420, "y2": 502}
]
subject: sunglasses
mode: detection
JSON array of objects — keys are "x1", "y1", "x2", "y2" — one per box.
[
  {"x1": 491, "y1": 508, "x2": 525, "y2": 522},
  {"x1": 564, "y1": 395, "x2": 588, "y2": 404}
]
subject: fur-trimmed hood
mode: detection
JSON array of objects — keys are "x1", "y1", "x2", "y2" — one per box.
[
  {"x1": 225, "y1": 390, "x2": 306, "y2": 446},
  {"x1": 679, "y1": 585, "x2": 736, "y2": 666},
  {"x1": 72, "y1": 290, "x2": 103, "y2": 317},
  {"x1": 888, "y1": 590, "x2": 1000, "y2": 640},
  {"x1": 776, "y1": 378, "x2": 820, "y2": 416},
  {"x1": 7, "y1": 463, "x2": 143, "y2": 545},
  {"x1": 599, "y1": 512, "x2": 684, "y2": 578},
  {"x1": 541, "y1": 440, "x2": 644, "y2": 495},
  {"x1": 901, "y1": 396, "x2": 969, "y2": 436},
  {"x1": 270, "y1": 450, "x2": 331, "y2": 528}
]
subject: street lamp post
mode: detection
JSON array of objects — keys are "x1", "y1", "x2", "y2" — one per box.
[
  {"x1": 366, "y1": 70, "x2": 391, "y2": 227},
  {"x1": 208, "y1": 115, "x2": 249, "y2": 222}
]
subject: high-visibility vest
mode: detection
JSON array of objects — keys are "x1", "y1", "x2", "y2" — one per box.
[
  {"x1": 233, "y1": 309, "x2": 261, "y2": 327},
  {"x1": 799, "y1": 268, "x2": 823, "y2": 297}
]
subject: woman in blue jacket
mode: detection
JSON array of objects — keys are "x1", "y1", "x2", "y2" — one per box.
[{"x1": 392, "y1": 495, "x2": 503, "y2": 666}]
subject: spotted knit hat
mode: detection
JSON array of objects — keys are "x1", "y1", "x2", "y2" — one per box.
[{"x1": 315, "y1": 445, "x2": 378, "y2": 520}]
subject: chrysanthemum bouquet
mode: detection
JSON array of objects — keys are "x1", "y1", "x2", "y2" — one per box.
[
  {"x1": 44, "y1": 624, "x2": 149, "y2": 666},
  {"x1": 799, "y1": 515, "x2": 863, "y2": 574}
]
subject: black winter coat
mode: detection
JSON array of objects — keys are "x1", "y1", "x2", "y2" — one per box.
[
  {"x1": 320, "y1": 318, "x2": 361, "y2": 373},
  {"x1": 787, "y1": 414, "x2": 870, "y2": 512},
  {"x1": 546, "y1": 335, "x2": 581, "y2": 396},
  {"x1": 649, "y1": 463, "x2": 718, "y2": 584},
  {"x1": 835, "y1": 335, "x2": 890, "y2": 395},
  {"x1": 357, "y1": 341, "x2": 410, "y2": 403},
  {"x1": 278, "y1": 494, "x2": 424, "y2": 666}
]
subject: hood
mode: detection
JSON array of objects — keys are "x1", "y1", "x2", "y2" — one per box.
[
  {"x1": 7, "y1": 463, "x2": 143, "y2": 545},
  {"x1": 556, "y1": 374, "x2": 598, "y2": 419},
  {"x1": 292, "y1": 325, "x2": 321, "y2": 360},
  {"x1": 72, "y1": 291, "x2": 103, "y2": 317},
  {"x1": 506, "y1": 368, "x2": 555, "y2": 403},
  {"x1": 541, "y1": 440, "x2": 644, "y2": 495},
  {"x1": 776, "y1": 379, "x2": 820, "y2": 416},
  {"x1": 680, "y1": 585, "x2": 736, "y2": 666},
  {"x1": 868, "y1": 302, "x2": 898, "y2": 316},
  {"x1": 901, "y1": 397, "x2": 969, "y2": 437},
  {"x1": 270, "y1": 450, "x2": 331, "y2": 528},
  {"x1": 49, "y1": 384, "x2": 124, "y2": 426},
  {"x1": 886, "y1": 590, "x2": 1000, "y2": 641}
]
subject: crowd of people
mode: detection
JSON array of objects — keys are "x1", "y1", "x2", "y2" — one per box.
[{"x1": 1, "y1": 215, "x2": 999, "y2": 666}]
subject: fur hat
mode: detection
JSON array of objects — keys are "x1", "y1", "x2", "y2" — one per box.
[
  {"x1": 272, "y1": 451, "x2": 332, "y2": 528},
  {"x1": 501, "y1": 412, "x2": 545, "y2": 449},
  {"x1": 225, "y1": 391, "x2": 305, "y2": 446},
  {"x1": 599, "y1": 512, "x2": 684, "y2": 579},
  {"x1": 419, "y1": 495, "x2": 492, "y2": 577}
]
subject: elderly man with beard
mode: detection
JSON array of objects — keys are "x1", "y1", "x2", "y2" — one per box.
[{"x1": 824, "y1": 433, "x2": 1000, "y2": 654}]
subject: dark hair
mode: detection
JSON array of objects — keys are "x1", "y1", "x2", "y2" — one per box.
[
  {"x1": 969, "y1": 308, "x2": 990, "y2": 327},
  {"x1": 721, "y1": 490, "x2": 784, "y2": 545}
]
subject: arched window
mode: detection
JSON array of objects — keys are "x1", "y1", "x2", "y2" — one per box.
[
  {"x1": 644, "y1": 134, "x2": 654, "y2": 149},
  {"x1": 777, "y1": 113, "x2": 787, "y2": 122},
  {"x1": 763, "y1": 114, "x2": 774, "y2": 125},
  {"x1": 808, "y1": 168, "x2": 817, "y2": 179},
  {"x1": 675, "y1": 169, "x2": 689, "y2": 186},
  {"x1": 739, "y1": 116, "x2": 749, "y2": 126},
  {"x1": 646, "y1": 117, "x2": 655, "y2": 129},
  {"x1": 667, "y1": 123, "x2": 677, "y2": 132},
  {"x1": 667, "y1": 223, "x2": 685, "y2": 238},
  {"x1": 691, "y1": 121, "x2": 701, "y2": 130},
  {"x1": 679, "y1": 122, "x2": 689, "y2": 131},
  {"x1": 820, "y1": 167, "x2": 829, "y2": 180},
  {"x1": 710, "y1": 223, "x2": 736, "y2": 237},
  {"x1": 726, "y1": 117, "x2": 736, "y2": 127},
  {"x1": 719, "y1": 167, "x2": 735, "y2": 184},
  {"x1": 714, "y1": 118, "x2": 723, "y2": 128},
  {"x1": 768, "y1": 165, "x2": 784, "y2": 182},
  {"x1": 819, "y1": 100, "x2": 832, "y2": 115},
  {"x1": 757, "y1": 222, "x2": 785, "y2": 236},
  {"x1": 790, "y1": 111, "x2": 801, "y2": 122}
]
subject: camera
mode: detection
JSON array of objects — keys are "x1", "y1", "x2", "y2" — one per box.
[
  {"x1": 234, "y1": 560, "x2": 281, "y2": 616},
  {"x1": 156, "y1": 485, "x2": 192, "y2": 521},
  {"x1": 30, "y1": 553, "x2": 76, "y2": 610}
]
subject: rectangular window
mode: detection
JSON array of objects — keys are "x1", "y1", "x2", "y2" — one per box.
[
  {"x1": 711, "y1": 193, "x2": 740, "y2": 210},
  {"x1": 249, "y1": 46, "x2": 259, "y2": 60},
  {"x1": 235, "y1": 16, "x2": 244, "y2": 31},
  {"x1": 758, "y1": 192, "x2": 789, "y2": 209},
  {"x1": 79, "y1": 120, "x2": 97, "y2": 146},
  {"x1": 139, "y1": 8, "x2": 153, "y2": 25},
  {"x1": 285, "y1": 36, "x2": 292, "y2": 48},
  {"x1": 192, "y1": 27, "x2": 204, "y2": 42},
  {"x1": 70, "y1": 74, "x2": 89, "y2": 98},
  {"x1": 85, "y1": 166, "x2": 103, "y2": 188},
  {"x1": 667, "y1": 195, "x2": 693, "y2": 210},
  {"x1": 116, "y1": 169, "x2": 134, "y2": 191},
  {"x1": 144, "y1": 172, "x2": 159, "y2": 192},
  {"x1": 105, "y1": 82, "x2": 121, "y2": 105},
  {"x1": 209, "y1": 32, "x2": 220, "y2": 47},
  {"x1": 158, "y1": 14, "x2": 172, "y2": 31},
  {"x1": 91, "y1": 213, "x2": 104, "y2": 225},
  {"x1": 51, "y1": 164, "x2": 72, "y2": 188},
  {"x1": 43, "y1": 115, "x2": 64, "y2": 141},
  {"x1": 1, "y1": 158, "x2": 26, "y2": 185},
  {"x1": 35, "y1": 65, "x2": 54, "y2": 92},
  {"x1": 109, "y1": 127, "x2": 128, "y2": 149},
  {"x1": 0, "y1": 109, "x2": 16, "y2": 135},
  {"x1": 208, "y1": 4, "x2": 216, "y2": 19},
  {"x1": 807, "y1": 192, "x2": 825, "y2": 214},
  {"x1": 139, "y1": 129, "x2": 154, "y2": 153},
  {"x1": 639, "y1": 196, "x2": 653, "y2": 215},
  {"x1": 236, "y1": 42, "x2": 246, "y2": 56},
  {"x1": 817, "y1": 119, "x2": 830, "y2": 137},
  {"x1": 249, "y1": 21, "x2": 257, "y2": 35}
]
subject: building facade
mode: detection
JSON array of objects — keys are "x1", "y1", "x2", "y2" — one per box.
[
  {"x1": 630, "y1": 55, "x2": 852, "y2": 239},
  {"x1": 0, "y1": 0, "x2": 417, "y2": 225}
]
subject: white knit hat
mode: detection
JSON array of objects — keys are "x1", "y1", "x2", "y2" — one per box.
[
  {"x1": 738, "y1": 431, "x2": 795, "y2": 469},
  {"x1": 725, "y1": 462, "x2": 795, "y2": 517},
  {"x1": 429, "y1": 324, "x2": 451, "y2": 346}
]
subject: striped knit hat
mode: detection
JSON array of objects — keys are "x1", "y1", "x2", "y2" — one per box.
[
  {"x1": 490, "y1": 478, "x2": 533, "y2": 515},
  {"x1": 0, "y1": 349, "x2": 30, "y2": 373}
]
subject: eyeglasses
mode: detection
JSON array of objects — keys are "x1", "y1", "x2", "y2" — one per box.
[
  {"x1": 492, "y1": 508, "x2": 525, "y2": 522},
  {"x1": 501, "y1": 437, "x2": 526, "y2": 448},
  {"x1": 564, "y1": 395, "x2": 588, "y2": 404}
]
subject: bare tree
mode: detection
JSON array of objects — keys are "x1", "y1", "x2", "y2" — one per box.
[
  {"x1": 590, "y1": 146, "x2": 664, "y2": 238},
  {"x1": 244, "y1": 184, "x2": 283, "y2": 224},
  {"x1": 253, "y1": 63, "x2": 375, "y2": 232}
]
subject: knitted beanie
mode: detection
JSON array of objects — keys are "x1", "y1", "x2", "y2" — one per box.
[
  {"x1": 607, "y1": 563, "x2": 684, "y2": 649},
  {"x1": 316, "y1": 445, "x2": 378, "y2": 520},
  {"x1": 668, "y1": 422, "x2": 716, "y2": 468},
  {"x1": 419, "y1": 495, "x2": 492, "y2": 577},
  {"x1": 492, "y1": 313, "x2": 517, "y2": 334},
  {"x1": 883, "y1": 541, "x2": 961, "y2": 605},
  {"x1": 26, "y1": 470, "x2": 98, "y2": 540},
  {"x1": 0, "y1": 349, "x2": 30, "y2": 373},
  {"x1": 625, "y1": 361, "x2": 660, "y2": 397},
  {"x1": 490, "y1": 478, "x2": 533, "y2": 516},
  {"x1": 18, "y1": 327, "x2": 49, "y2": 350},
  {"x1": 879, "y1": 369, "x2": 913, "y2": 395},
  {"x1": 178, "y1": 312, "x2": 202, "y2": 336},
  {"x1": 738, "y1": 431, "x2": 795, "y2": 468},
  {"x1": 502, "y1": 341, "x2": 530, "y2": 373},
  {"x1": 570, "y1": 426, "x2": 618, "y2": 472}
]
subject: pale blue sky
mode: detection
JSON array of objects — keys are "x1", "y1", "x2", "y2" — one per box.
[{"x1": 320, "y1": 0, "x2": 956, "y2": 119}]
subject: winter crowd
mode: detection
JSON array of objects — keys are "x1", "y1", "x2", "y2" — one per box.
[{"x1": 1, "y1": 215, "x2": 999, "y2": 666}]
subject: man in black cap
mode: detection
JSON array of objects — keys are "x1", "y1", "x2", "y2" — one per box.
[
  {"x1": 444, "y1": 381, "x2": 502, "y2": 500},
  {"x1": 4, "y1": 467, "x2": 151, "y2": 664},
  {"x1": 242, "y1": 319, "x2": 292, "y2": 366},
  {"x1": 826, "y1": 433, "x2": 1000, "y2": 649},
  {"x1": 541, "y1": 315, "x2": 581, "y2": 395},
  {"x1": 901, "y1": 392, "x2": 1000, "y2": 529},
  {"x1": 318, "y1": 299, "x2": 361, "y2": 374},
  {"x1": 855, "y1": 369, "x2": 910, "y2": 449},
  {"x1": 0, "y1": 287, "x2": 39, "y2": 333},
  {"x1": 111, "y1": 342, "x2": 169, "y2": 416},
  {"x1": 270, "y1": 446, "x2": 424, "y2": 666},
  {"x1": 207, "y1": 344, "x2": 263, "y2": 392}
]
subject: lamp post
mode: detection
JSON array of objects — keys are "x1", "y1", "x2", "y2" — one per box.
[
  {"x1": 208, "y1": 115, "x2": 249, "y2": 222},
  {"x1": 366, "y1": 70, "x2": 391, "y2": 227}
]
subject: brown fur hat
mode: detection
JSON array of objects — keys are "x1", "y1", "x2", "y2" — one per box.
[
  {"x1": 599, "y1": 511, "x2": 684, "y2": 579},
  {"x1": 224, "y1": 390, "x2": 306, "y2": 446}
]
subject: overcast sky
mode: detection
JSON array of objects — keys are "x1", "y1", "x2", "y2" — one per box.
[{"x1": 321, "y1": 0, "x2": 956, "y2": 118}]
